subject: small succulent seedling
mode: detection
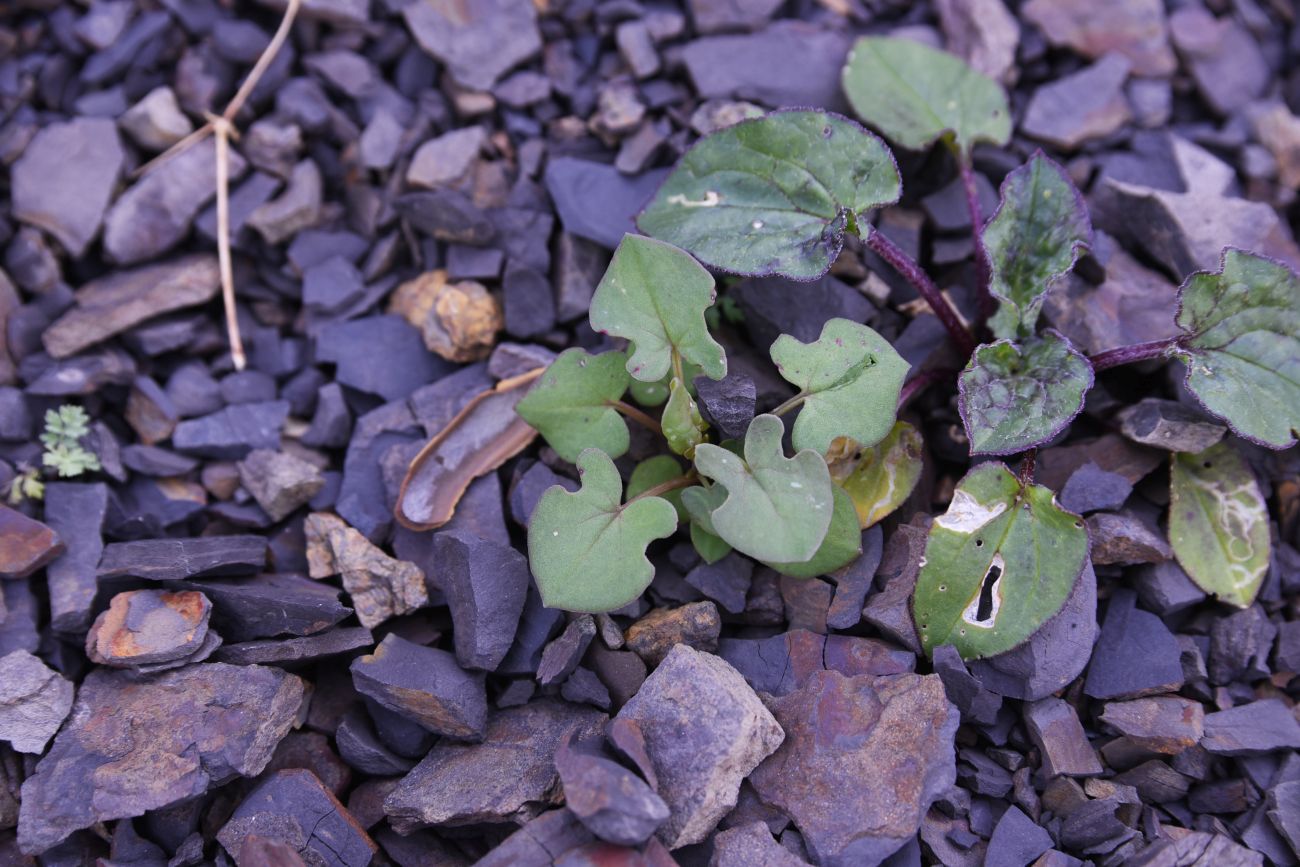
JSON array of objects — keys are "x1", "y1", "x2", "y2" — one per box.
[{"x1": 40, "y1": 405, "x2": 101, "y2": 479}]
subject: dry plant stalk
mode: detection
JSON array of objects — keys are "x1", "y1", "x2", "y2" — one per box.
[{"x1": 139, "y1": 0, "x2": 302, "y2": 370}]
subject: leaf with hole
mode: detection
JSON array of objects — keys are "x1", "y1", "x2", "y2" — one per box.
[
  {"x1": 830, "y1": 420, "x2": 924, "y2": 528},
  {"x1": 983, "y1": 152, "x2": 1092, "y2": 339},
  {"x1": 637, "y1": 109, "x2": 900, "y2": 280},
  {"x1": 958, "y1": 331, "x2": 1094, "y2": 456},
  {"x1": 589, "y1": 234, "x2": 726, "y2": 383},
  {"x1": 662, "y1": 380, "x2": 708, "y2": 458},
  {"x1": 912, "y1": 462, "x2": 1089, "y2": 659},
  {"x1": 1169, "y1": 442, "x2": 1270, "y2": 608},
  {"x1": 682, "y1": 483, "x2": 732, "y2": 564},
  {"x1": 528, "y1": 448, "x2": 679, "y2": 613},
  {"x1": 515, "y1": 348, "x2": 630, "y2": 463},
  {"x1": 763, "y1": 485, "x2": 862, "y2": 578},
  {"x1": 770, "y1": 318, "x2": 909, "y2": 454},
  {"x1": 692, "y1": 413, "x2": 834, "y2": 562},
  {"x1": 1173, "y1": 248, "x2": 1300, "y2": 449},
  {"x1": 841, "y1": 36, "x2": 1011, "y2": 155},
  {"x1": 627, "y1": 454, "x2": 689, "y2": 521}
]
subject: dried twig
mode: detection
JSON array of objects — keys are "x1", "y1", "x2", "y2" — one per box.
[{"x1": 137, "y1": 0, "x2": 303, "y2": 369}]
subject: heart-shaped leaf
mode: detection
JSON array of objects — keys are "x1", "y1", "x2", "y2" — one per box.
[
  {"x1": 516, "y1": 348, "x2": 631, "y2": 463},
  {"x1": 763, "y1": 485, "x2": 862, "y2": 578},
  {"x1": 1169, "y1": 442, "x2": 1270, "y2": 608},
  {"x1": 841, "y1": 36, "x2": 1011, "y2": 156},
  {"x1": 681, "y1": 483, "x2": 732, "y2": 564},
  {"x1": 958, "y1": 331, "x2": 1094, "y2": 456},
  {"x1": 590, "y1": 235, "x2": 726, "y2": 383},
  {"x1": 637, "y1": 109, "x2": 900, "y2": 281},
  {"x1": 662, "y1": 380, "x2": 708, "y2": 458},
  {"x1": 984, "y1": 152, "x2": 1092, "y2": 339},
  {"x1": 1173, "y1": 248, "x2": 1300, "y2": 449},
  {"x1": 770, "y1": 318, "x2": 909, "y2": 454},
  {"x1": 692, "y1": 414, "x2": 834, "y2": 562},
  {"x1": 627, "y1": 454, "x2": 689, "y2": 521},
  {"x1": 529, "y1": 449, "x2": 679, "y2": 613},
  {"x1": 913, "y1": 462, "x2": 1089, "y2": 659},
  {"x1": 830, "y1": 420, "x2": 924, "y2": 528}
]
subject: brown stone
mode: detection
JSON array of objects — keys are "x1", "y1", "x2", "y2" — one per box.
[
  {"x1": 312, "y1": 522, "x2": 427, "y2": 629},
  {"x1": 1023, "y1": 0, "x2": 1175, "y2": 75},
  {"x1": 85, "y1": 589, "x2": 212, "y2": 668},
  {"x1": 389, "y1": 270, "x2": 502, "y2": 362},
  {"x1": 236, "y1": 449, "x2": 326, "y2": 523},
  {"x1": 1100, "y1": 697, "x2": 1204, "y2": 755},
  {"x1": 1087, "y1": 511, "x2": 1171, "y2": 565},
  {"x1": 218, "y1": 769, "x2": 376, "y2": 866},
  {"x1": 0, "y1": 505, "x2": 63, "y2": 580},
  {"x1": 624, "y1": 602, "x2": 721, "y2": 666}
]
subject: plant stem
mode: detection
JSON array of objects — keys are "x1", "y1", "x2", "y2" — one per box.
[
  {"x1": 898, "y1": 368, "x2": 956, "y2": 410},
  {"x1": 211, "y1": 117, "x2": 246, "y2": 370},
  {"x1": 627, "y1": 472, "x2": 698, "y2": 505},
  {"x1": 1088, "y1": 337, "x2": 1181, "y2": 371},
  {"x1": 958, "y1": 158, "x2": 995, "y2": 326},
  {"x1": 1018, "y1": 449, "x2": 1037, "y2": 486},
  {"x1": 609, "y1": 400, "x2": 663, "y2": 436},
  {"x1": 221, "y1": 0, "x2": 301, "y2": 124},
  {"x1": 671, "y1": 348, "x2": 686, "y2": 390},
  {"x1": 865, "y1": 229, "x2": 976, "y2": 358},
  {"x1": 771, "y1": 392, "x2": 809, "y2": 417}
]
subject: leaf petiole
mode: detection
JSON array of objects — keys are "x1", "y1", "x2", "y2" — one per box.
[
  {"x1": 771, "y1": 392, "x2": 809, "y2": 418},
  {"x1": 865, "y1": 229, "x2": 976, "y2": 357},
  {"x1": 607, "y1": 399, "x2": 664, "y2": 436},
  {"x1": 626, "y1": 472, "x2": 698, "y2": 506},
  {"x1": 1088, "y1": 337, "x2": 1181, "y2": 371}
]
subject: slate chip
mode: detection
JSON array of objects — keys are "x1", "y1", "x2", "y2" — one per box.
[
  {"x1": 173, "y1": 401, "x2": 290, "y2": 459},
  {"x1": 694, "y1": 372, "x2": 758, "y2": 442},
  {"x1": 214, "y1": 627, "x2": 373, "y2": 666},
  {"x1": 1024, "y1": 697, "x2": 1104, "y2": 778},
  {"x1": 435, "y1": 530, "x2": 530, "y2": 671},
  {"x1": 555, "y1": 736, "x2": 669, "y2": 846},
  {"x1": 97, "y1": 535, "x2": 267, "y2": 581},
  {"x1": 316, "y1": 316, "x2": 451, "y2": 402},
  {"x1": 1202, "y1": 700, "x2": 1300, "y2": 756},
  {"x1": 85, "y1": 589, "x2": 213, "y2": 669},
  {"x1": 0, "y1": 650, "x2": 74, "y2": 755},
  {"x1": 538, "y1": 615, "x2": 598, "y2": 687},
  {"x1": 402, "y1": 0, "x2": 541, "y2": 91},
  {"x1": 544, "y1": 158, "x2": 669, "y2": 249},
  {"x1": 41, "y1": 481, "x2": 107, "y2": 633},
  {"x1": 183, "y1": 573, "x2": 351, "y2": 642},
  {"x1": 0, "y1": 505, "x2": 64, "y2": 580},
  {"x1": 1084, "y1": 588, "x2": 1184, "y2": 700},
  {"x1": 1059, "y1": 462, "x2": 1133, "y2": 514},
  {"x1": 351, "y1": 634, "x2": 488, "y2": 741}
]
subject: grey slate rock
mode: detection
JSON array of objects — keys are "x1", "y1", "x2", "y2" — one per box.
[
  {"x1": 435, "y1": 530, "x2": 530, "y2": 671},
  {"x1": 1022, "y1": 54, "x2": 1133, "y2": 150},
  {"x1": 555, "y1": 232, "x2": 609, "y2": 322},
  {"x1": 214, "y1": 627, "x2": 374, "y2": 666},
  {"x1": 498, "y1": 585, "x2": 567, "y2": 676},
  {"x1": 402, "y1": 0, "x2": 541, "y2": 91},
  {"x1": 217, "y1": 769, "x2": 377, "y2": 866},
  {"x1": 1267, "y1": 780, "x2": 1300, "y2": 858},
  {"x1": 1116, "y1": 398, "x2": 1226, "y2": 453},
  {"x1": 41, "y1": 481, "x2": 108, "y2": 634},
  {"x1": 183, "y1": 574, "x2": 351, "y2": 642},
  {"x1": 731, "y1": 273, "x2": 874, "y2": 350},
  {"x1": 985, "y1": 805, "x2": 1052, "y2": 867},
  {"x1": 1134, "y1": 560, "x2": 1206, "y2": 616},
  {"x1": 351, "y1": 634, "x2": 488, "y2": 741},
  {"x1": 934, "y1": 644, "x2": 1002, "y2": 727},
  {"x1": 166, "y1": 363, "x2": 224, "y2": 418},
  {"x1": 1059, "y1": 462, "x2": 1132, "y2": 514},
  {"x1": 97, "y1": 535, "x2": 267, "y2": 581},
  {"x1": 1202, "y1": 700, "x2": 1300, "y2": 756},
  {"x1": 712, "y1": 821, "x2": 812, "y2": 866},
  {"x1": 681, "y1": 23, "x2": 851, "y2": 112},
  {"x1": 0, "y1": 650, "x2": 74, "y2": 754},
  {"x1": 121, "y1": 444, "x2": 199, "y2": 476},
  {"x1": 545, "y1": 158, "x2": 669, "y2": 249},
  {"x1": 1208, "y1": 604, "x2": 1276, "y2": 686},
  {"x1": 173, "y1": 401, "x2": 290, "y2": 459},
  {"x1": 560, "y1": 668, "x2": 612, "y2": 711},
  {"x1": 394, "y1": 190, "x2": 496, "y2": 244},
  {"x1": 538, "y1": 616, "x2": 597, "y2": 687},
  {"x1": 237, "y1": 449, "x2": 326, "y2": 523},
  {"x1": 827, "y1": 525, "x2": 883, "y2": 630},
  {"x1": 509, "y1": 461, "x2": 578, "y2": 527},
  {"x1": 301, "y1": 382, "x2": 352, "y2": 449},
  {"x1": 684, "y1": 554, "x2": 752, "y2": 615},
  {"x1": 317, "y1": 316, "x2": 451, "y2": 402},
  {"x1": 335, "y1": 707, "x2": 415, "y2": 777},
  {"x1": 503, "y1": 262, "x2": 556, "y2": 339},
  {"x1": 1024, "y1": 697, "x2": 1104, "y2": 778},
  {"x1": 555, "y1": 736, "x2": 669, "y2": 845},
  {"x1": 694, "y1": 371, "x2": 757, "y2": 442},
  {"x1": 1084, "y1": 588, "x2": 1184, "y2": 699},
  {"x1": 302, "y1": 256, "x2": 365, "y2": 315}
]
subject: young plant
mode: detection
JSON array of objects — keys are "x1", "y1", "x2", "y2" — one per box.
[
  {"x1": 614, "y1": 38, "x2": 1300, "y2": 657},
  {"x1": 40, "y1": 405, "x2": 101, "y2": 479},
  {"x1": 5, "y1": 465, "x2": 44, "y2": 505}
]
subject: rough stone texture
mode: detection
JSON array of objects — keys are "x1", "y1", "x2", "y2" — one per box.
[
  {"x1": 39, "y1": 482, "x2": 108, "y2": 633},
  {"x1": 935, "y1": 0, "x2": 1019, "y2": 83},
  {"x1": 408, "y1": 126, "x2": 487, "y2": 189},
  {"x1": 985, "y1": 805, "x2": 1053, "y2": 867},
  {"x1": 435, "y1": 530, "x2": 530, "y2": 671},
  {"x1": 85, "y1": 589, "x2": 212, "y2": 668},
  {"x1": 682, "y1": 23, "x2": 851, "y2": 112},
  {"x1": 1116, "y1": 399, "x2": 1225, "y2": 453},
  {"x1": 402, "y1": 0, "x2": 542, "y2": 91},
  {"x1": 1169, "y1": 7, "x2": 1269, "y2": 117},
  {"x1": 1100, "y1": 697, "x2": 1204, "y2": 755},
  {"x1": 11, "y1": 117, "x2": 125, "y2": 257},
  {"x1": 1059, "y1": 462, "x2": 1132, "y2": 514},
  {"x1": 0, "y1": 650, "x2": 74, "y2": 755},
  {"x1": 538, "y1": 616, "x2": 597, "y2": 687},
  {"x1": 173, "y1": 400, "x2": 291, "y2": 459},
  {"x1": 624, "y1": 602, "x2": 722, "y2": 666},
  {"x1": 1087, "y1": 511, "x2": 1171, "y2": 565},
  {"x1": 384, "y1": 700, "x2": 607, "y2": 832},
  {"x1": 119, "y1": 86, "x2": 193, "y2": 150},
  {"x1": 712, "y1": 821, "x2": 811, "y2": 866},
  {"x1": 1084, "y1": 588, "x2": 1183, "y2": 700},
  {"x1": 388, "y1": 271, "x2": 503, "y2": 362},
  {"x1": 615, "y1": 644, "x2": 784, "y2": 849},
  {"x1": 1022, "y1": 54, "x2": 1132, "y2": 150},
  {"x1": 0, "y1": 505, "x2": 63, "y2": 580},
  {"x1": 218, "y1": 769, "x2": 377, "y2": 867},
  {"x1": 323, "y1": 524, "x2": 427, "y2": 629},
  {"x1": 1128, "y1": 830, "x2": 1265, "y2": 866},
  {"x1": 750, "y1": 671, "x2": 957, "y2": 866},
  {"x1": 1023, "y1": 0, "x2": 1175, "y2": 75},
  {"x1": 247, "y1": 159, "x2": 323, "y2": 245},
  {"x1": 187, "y1": 574, "x2": 351, "y2": 642},
  {"x1": 555, "y1": 737, "x2": 669, "y2": 846},
  {"x1": 350, "y1": 634, "x2": 486, "y2": 740},
  {"x1": 1024, "y1": 698, "x2": 1104, "y2": 778},
  {"x1": 17, "y1": 663, "x2": 304, "y2": 855},
  {"x1": 545, "y1": 158, "x2": 669, "y2": 249},
  {"x1": 97, "y1": 535, "x2": 267, "y2": 581},
  {"x1": 216, "y1": 627, "x2": 374, "y2": 667},
  {"x1": 1201, "y1": 700, "x2": 1300, "y2": 756},
  {"x1": 237, "y1": 449, "x2": 326, "y2": 523}
]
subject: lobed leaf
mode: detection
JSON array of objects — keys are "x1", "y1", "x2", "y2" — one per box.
[
  {"x1": 528, "y1": 449, "x2": 679, "y2": 613},
  {"x1": 637, "y1": 109, "x2": 900, "y2": 281},
  {"x1": 515, "y1": 348, "x2": 631, "y2": 463},
  {"x1": 589, "y1": 235, "x2": 726, "y2": 383},
  {"x1": 692, "y1": 414, "x2": 834, "y2": 563},
  {"x1": 841, "y1": 36, "x2": 1011, "y2": 155},
  {"x1": 830, "y1": 420, "x2": 924, "y2": 528},
  {"x1": 763, "y1": 485, "x2": 862, "y2": 578},
  {"x1": 770, "y1": 318, "x2": 909, "y2": 454},
  {"x1": 913, "y1": 462, "x2": 1089, "y2": 659},
  {"x1": 958, "y1": 331, "x2": 1094, "y2": 456},
  {"x1": 1173, "y1": 248, "x2": 1300, "y2": 449},
  {"x1": 681, "y1": 483, "x2": 732, "y2": 564},
  {"x1": 983, "y1": 152, "x2": 1092, "y2": 339},
  {"x1": 1169, "y1": 442, "x2": 1270, "y2": 608},
  {"x1": 662, "y1": 380, "x2": 708, "y2": 458}
]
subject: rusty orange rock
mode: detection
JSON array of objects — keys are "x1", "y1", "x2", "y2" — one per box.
[
  {"x1": 388, "y1": 269, "x2": 502, "y2": 362},
  {"x1": 86, "y1": 589, "x2": 213, "y2": 668}
]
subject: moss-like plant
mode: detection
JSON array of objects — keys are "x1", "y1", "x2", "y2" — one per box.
[{"x1": 40, "y1": 405, "x2": 101, "y2": 479}]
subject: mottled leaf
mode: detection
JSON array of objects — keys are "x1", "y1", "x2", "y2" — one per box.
[
  {"x1": 958, "y1": 331, "x2": 1094, "y2": 456},
  {"x1": 1169, "y1": 442, "x2": 1270, "y2": 608},
  {"x1": 984, "y1": 152, "x2": 1092, "y2": 339},
  {"x1": 682, "y1": 483, "x2": 732, "y2": 564},
  {"x1": 830, "y1": 420, "x2": 924, "y2": 528},
  {"x1": 529, "y1": 449, "x2": 679, "y2": 613},
  {"x1": 627, "y1": 454, "x2": 689, "y2": 521},
  {"x1": 770, "y1": 318, "x2": 909, "y2": 454},
  {"x1": 913, "y1": 462, "x2": 1089, "y2": 659},
  {"x1": 692, "y1": 414, "x2": 834, "y2": 562},
  {"x1": 764, "y1": 486, "x2": 862, "y2": 578},
  {"x1": 841, "y1": 36, "x2": 1011, "y2": 155},
  {"x1": 662, "y1": 380, "x2": 708, "y2": 458},
  {"x1": 1174, "y1": 248, "x2": 1300, "y2": 448},
  {"x1": 515, "y1": 348, "x2": 630, "y2": 463},
  {"x1": 637, "y1": 109, "x2": 900, "y2": 280},
  {"x1": 590, "y1": 235, "x2": 726, "y2": 383}
]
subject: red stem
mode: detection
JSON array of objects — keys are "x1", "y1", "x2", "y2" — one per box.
[
  {"x1": 959, "y1": 160, "x2": 995, "y2": 326},
  {"x1": 865, "y1": 230, "x2": 976, "y2": 358},
  {"x1": 1088, "y1": 337, "x2": 1181, "y2": 371}
]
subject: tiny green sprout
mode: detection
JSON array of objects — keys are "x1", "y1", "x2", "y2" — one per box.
[
  {"x1": 6, "y1": 465, "x2": 44, "y2": 505},
  {"x1": 40, "y1": 405, "x2": 101, "y2": 479}
]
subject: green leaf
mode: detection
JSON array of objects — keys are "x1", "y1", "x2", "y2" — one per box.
[
  {"x1": 662, "y1": 380, "x2": 708, "y2": 458},
  {"x1": 692, "y1": 414, "x2": 834, "y2": 562},
  {"x1": 770, "y1": 318, "x2": 909, "y2": 454},
  {"x1": 589, "y1": 235, "x2": 727, "y2": 383},
  {"x1": 830, "y1": 420, "x2": 924, "y2": 528},
  {"x1": 682, "y1": 484, "x2": 733, "y2": 564},
  {"x1": 628, "y1": 377, "x2": 669, "y2": 407},
  {"x1": 958, "y1": 331, "x2": 1094, "y2": 456},
  {"x1": 763, "y1": 486, "x2": 862, "y2": 578},
  {"x1": 912, "y1": 462, "x2": 1089, "y2": 659},
  {"x1": 1173, "y1": 248, "x2": 1300, "y2": 449},
  {"x1": 841, "y1": 36, "x2": 1011, "y2": 155},
  {"x1": 984, "y1": 152, "x2": 1092, "y2": 339},
  {"x1": 1169, "y1": 442, "x2": 1270, "y2": 608},
  {"x1": 627, "y1": 455, "x2": 689, "y2": 521},
  {"x1": 637, "y1": 109, "x2": 900, "y2": 281},
  {"x1": 516, "y1": 348, "x2": 631, "y2": 463},
  {"x1": 528, "y1": 449, "x2": 679, "y2": 613}
]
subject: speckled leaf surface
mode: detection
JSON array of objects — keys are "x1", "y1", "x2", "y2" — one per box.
[
  {"x1": 681, "y1": 483, "x2": 732, "y2": 564},
  {"x1": 764, "y1": 485, "x2": 862, "y2": 578},
  {"x1": 637, "y1": 110, "x2": 900, "y2": 280},
  {"x1": 841, "y1": 36, "x2": 1011, "y2": 155},
  {"x1": 984, "y1": 153, "x2": 1092, "y2": 339},
  {"x1": 589, "y1": 234, "x2": 726, "y2": 383},
  {"x1": 831, "y1": 420, "x2": 924, "y2": 528},
  {"x1": 770, "y1": 318, "x2": 909, "y2": 454},
  {"x1": 529, "y1": 449, "x2": 679, "y2": 613},
  {"x1": 1169, "y1": 442, "x2": 1270, "y2": 608},
  {"x1": 516, "y1": 348, "x2": 630, "y2": 463},
  {"x1": 958, "y1": 331, "x2": 1094, "y2": 456},
  {"x1": 1174, "y1": 249, "x2": 1300, "y2": 449},
  {"x1": 692, "y1": 414, "x2": 834, "y2": 563},
  {"x1": 913, "y1": 462, "x2": 1089, "y2": 660}
]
